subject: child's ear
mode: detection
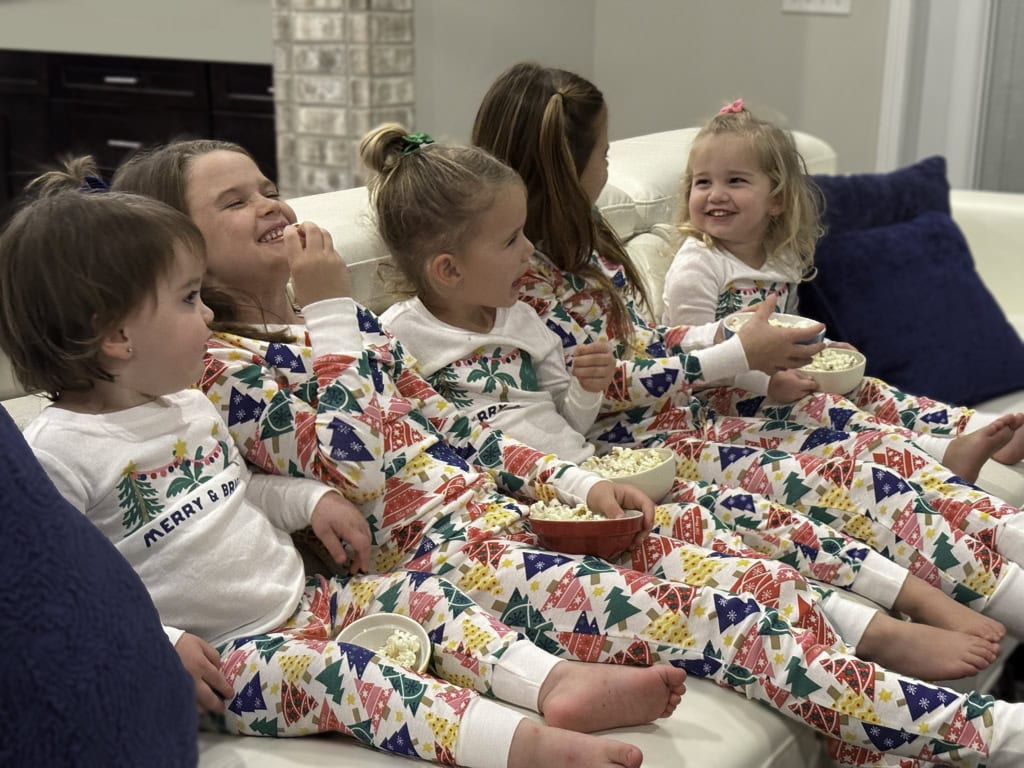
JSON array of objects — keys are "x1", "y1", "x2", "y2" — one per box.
[
  {"x1": 426, "y1": 253, "x2": 462, "y2": 291},
  {"x1": 768, "y1": 194, "x2": 785, "y2": 217},
  {"x1": 100, "y1": 327, "x2": 133, "y2": 360}
]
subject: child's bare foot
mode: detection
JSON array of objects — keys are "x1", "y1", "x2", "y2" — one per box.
[
  {"x1": 893, "y1": 574, "x2": 1006, "y2": 643},
  {"x1": 992, "y1": 413, "x2": 1024, "y2": 465},
  {"x1": 857, "y1": 612, "x2": 999, "y2": 680},
  {"x1": 538, "y1": 661, "x2": 686, "y2": 733},
  {"x1": 945, "y1": 416, "x2": 1019, "y2": 482},
  {"x1": 508, "y1": 719, "x2": 643, "y2": 768}
]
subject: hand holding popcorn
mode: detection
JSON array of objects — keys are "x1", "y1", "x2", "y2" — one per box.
[
  {"x1": 286, "y1": 221, "x2": 353, "y2": 307},
  {"x1": 737, "y1": 295, "x2": 825, "y2": 372},
  {"x1": 585, "y1": 480, "x2": 654, "y2": 548},
  {"x1": 311, "y1": 490, "x2": 371, "y2": 574}
]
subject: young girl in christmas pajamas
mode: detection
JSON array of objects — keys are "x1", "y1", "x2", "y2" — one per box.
[
  {"x1": 369, "y1": 123, "x2": 1017, "y2": 664},
  {"x1": 662, "y1": 99, "x2": 1024, "y2": 485},
  {"x1": 3, "y1": 165, "x2": 692, "y2": 768},
  {"x1": 472, "y1": 61, "x2": 1024, "y2": 635},
  {"x1": 111, "y1": 136, "x2": 1024, "y2": 767}
]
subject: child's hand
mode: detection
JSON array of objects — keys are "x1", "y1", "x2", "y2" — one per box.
[
  {"x1": 767, "y1": 369, "x2": 818, "y2": 403},
  {"x1": 571, "y1": 342, "x2": 616, "y2": 393},
  {"x1": 584, "y1": 480, "x2": 655, "y2": 550},
  {"x1": 737, "y1": 295, "x2": 825, "y2": 373},
  {"x1": 310, "y1": 490, "x2": 371, "y2": 574},
  {"x1": 285, "y1": 222, "x2": 353, "y2": 307},
  {"x1": 175, "y1": 632, "x2": 233, "y2": 714}
]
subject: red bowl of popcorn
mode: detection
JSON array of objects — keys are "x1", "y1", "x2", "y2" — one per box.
[{"x1": 528, "y1": 502, "x2": 644, "y2": 559}]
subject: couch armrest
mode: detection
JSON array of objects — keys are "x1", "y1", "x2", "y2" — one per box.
[{"x1": 951, "y1": 188, "x2": 1024, "y2": 317}]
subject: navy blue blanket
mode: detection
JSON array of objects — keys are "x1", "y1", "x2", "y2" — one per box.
[{"x1": 0, "y1": 404, "x2": 197, "y2": 766}]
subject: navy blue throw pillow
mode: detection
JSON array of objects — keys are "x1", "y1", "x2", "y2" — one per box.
[
  {"x1": 802, "y1": 157, "x2": 1024, "y2": 406},
  {"x1": 812, "y1": 155, "x2": 951, "y2": 236}
]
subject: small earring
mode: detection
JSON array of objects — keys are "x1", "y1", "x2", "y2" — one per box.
[{"x1": 126, "y1": 346, "x2": 133, "y2": 354}]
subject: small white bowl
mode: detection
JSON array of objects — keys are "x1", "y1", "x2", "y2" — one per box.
[
  {"x1": 800, "y1": 348, "x2": 866, "y2": 394},
  {"x1": 335, "y1": 613, "x2": 431, "y2": 674},
  {"x1": 723, "y1": 311, "x2": 825, "y2": 345},
  {"x1": 581, "y1": 447, "x2": 677, "y2": 502}
]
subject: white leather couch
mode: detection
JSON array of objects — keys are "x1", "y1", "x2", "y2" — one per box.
[{"x1": 3, "y1": 128, "x2": 1022, "y2": 768}]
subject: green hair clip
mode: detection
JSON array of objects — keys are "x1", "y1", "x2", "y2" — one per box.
[{"x1": 400, "y1": 131, "x2": 434, "y2": 156}]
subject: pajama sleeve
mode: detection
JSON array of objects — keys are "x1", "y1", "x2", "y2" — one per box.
[
  {"x1": 203, "y1": 298, "x2": 602, "y2": 508},
  {"x1": 520, "y1": 257, "x2": 748, "y2": 412}
]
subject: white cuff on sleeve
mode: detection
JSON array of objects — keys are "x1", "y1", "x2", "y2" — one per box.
[
  {"x1": 455, "y1": 697, "x2": 524, "y2": 768},
  {"x1": 693, "y1": 335, "x2": 749, "y2": 384},
  {"x1": 819, "y1": 590, "x2": 877, "y2": 649},
  {"x1": 851, "y1": 550, "x2": 908, "y2": 609},
  {"x1": 492, "y1": 640, "x2": 562, "y2": 711},
  {"x1": 302, "y1": 297, "x2": 363, "y2": 355}
]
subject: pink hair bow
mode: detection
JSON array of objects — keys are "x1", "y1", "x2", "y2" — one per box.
[{"x1": 720, "y1": 99, "x2": 744, "y2": 114}]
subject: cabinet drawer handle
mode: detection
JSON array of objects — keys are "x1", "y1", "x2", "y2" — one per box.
[
  {"x1": 107, "y1": 139, "x2": 143, "y2": 150},
  {"x1": 103, "y1": 75, "x2": 140, "y2": 86}
]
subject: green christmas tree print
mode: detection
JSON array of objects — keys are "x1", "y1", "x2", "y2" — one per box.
[
  {"x1": 315, "y1": 659, "x2": 348, "y2": 704},
  {"x1": 117, "y1": 472, "x2": 164, "y2": 535},
  {"x1": 427, "y1": 367, "x2": 473, "y2": 409},
  {"x1": 261, "y1": 391, "x2": 296, "y2": 440},
  {"x1": 602, "y1": 586, "x2": 643, "y2": 628}
]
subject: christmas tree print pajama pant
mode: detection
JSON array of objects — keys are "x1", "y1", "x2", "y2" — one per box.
[
  {"x1": 395, "y1": 505, "x2": 1002, "y2": 768},
  {"x1": 206, "y1": 571, "x2": 546, "y2": 767}
]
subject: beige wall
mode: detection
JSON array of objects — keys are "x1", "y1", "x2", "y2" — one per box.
[
  {"x1": 594, "y1": 0, "x2": 890, "y2": 173},
  {"x1": 413, "y1": 0, "x2": 595, "y2": 143},
  {"x1": 0, "y1": 0, "x2": 272, "y2": 64},
  {"x1": 0, "y1": 0, "x2": 890, "y2": 172}
]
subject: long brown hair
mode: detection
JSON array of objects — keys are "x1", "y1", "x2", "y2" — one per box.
[
  {"x1": 113, "y1": 139, "x2": 292, "y2": 341},
  {"x1": 472, "y1": 62, "x2": 650, "y2": 341}
]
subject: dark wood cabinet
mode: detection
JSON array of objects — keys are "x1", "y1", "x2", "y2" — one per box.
[{"x1": 0, "y1": 50, "x2": 276, "y2": 220}]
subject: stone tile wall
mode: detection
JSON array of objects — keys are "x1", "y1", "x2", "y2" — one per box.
[{"x1": 272, "y1": 0, "x2": 415, "y2": 195}]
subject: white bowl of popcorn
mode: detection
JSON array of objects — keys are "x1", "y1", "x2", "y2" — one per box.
[
  {"x1": 722, "y1": 311, "x2": 825, "y2": 345},
  {"x1": 335, "y1": 613, "x2": 431, "y2": 674},
  {"x1": 799, "y1": 347, "x2": 866, "y2": 395},
  {"x1": 580, "y1": 446, "x2": 677, "y2": 502}
]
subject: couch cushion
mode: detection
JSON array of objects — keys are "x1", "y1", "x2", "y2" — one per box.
[{"x1": 800, "y1": 156, "x2": 1024, "y2": 406}]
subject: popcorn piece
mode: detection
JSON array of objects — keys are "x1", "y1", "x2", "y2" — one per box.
[
  {"x1": 726, "y1": 313, "x2": 816, "y2": 331},
  {"x1": 803, "y1": 348, "x2": 859, "y2": 372},
  {"x1": 529, "y1": 499, "x2": 605, "y2": 521},
  {"x1": 378, "y1": 628, "x2": 421, "y2": 668},
  {"x1": 580, "y1": 447, "x2": 666, "y2": 478}
]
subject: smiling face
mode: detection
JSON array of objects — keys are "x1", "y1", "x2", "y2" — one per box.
[
  {"x1": 183, "y1": 149, "x2": 297, "y2": 296},
  {"x1": 687, "y1": 134, "x2": 783, "y2": 266},
  {"x1": 119, "y1": 244, "x2": 213, "y2": 397},
  {"x1": 435, "y1": 182, "x2": 533, "y2": 330}
]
